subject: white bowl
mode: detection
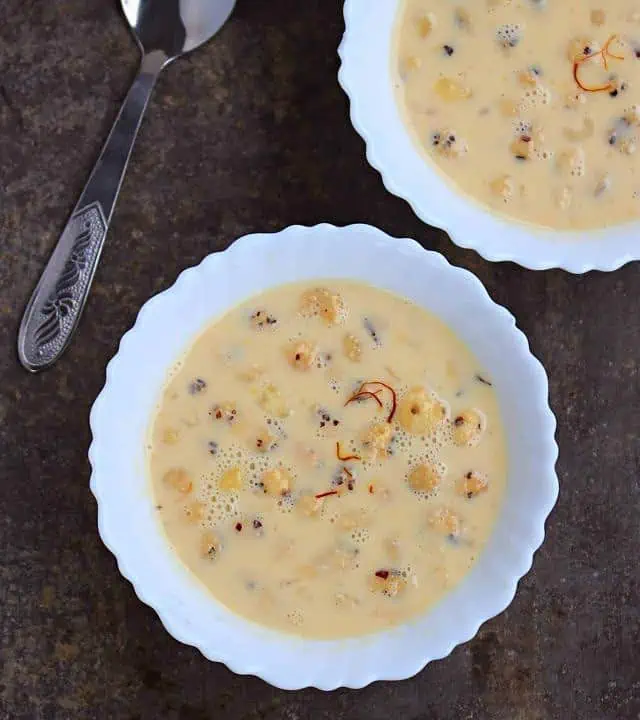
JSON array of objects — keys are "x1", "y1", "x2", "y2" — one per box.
[
  {"x1": 89, "y1": 224, "x2": 558, "y2": 690},
  {"x1": 338, "y1": 0, "x2": 640, "y2": 273}
]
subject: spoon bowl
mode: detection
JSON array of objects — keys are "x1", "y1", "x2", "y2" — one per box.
[{"x1": 122, "y1": 0, "x2": 236, "y2": 58}]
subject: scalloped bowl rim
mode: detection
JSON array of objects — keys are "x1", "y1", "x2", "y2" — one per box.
[
  {"x1": 337, "y1": 0, "x2": 640, "y2": 273},
  {"x1": 89, "y1": 223, "x2": 558, "y2": 690}
]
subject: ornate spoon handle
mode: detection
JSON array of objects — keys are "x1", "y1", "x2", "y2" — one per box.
[{"x1": 17, "y1": 50, "x2": 167, "y2": 372}]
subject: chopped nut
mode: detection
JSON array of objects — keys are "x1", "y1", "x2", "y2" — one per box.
[
  {"x1": 398, "y1": 387, "x2": 448, "y2": 435},
  {"x1": 624, "y1": 105, "x2": 640, "y2": 126},
  {"x1": 408, "y1": 463, "x2": 441, "y2": 493},
  {"x1": 262, "y1": 467, "x2": 292, "y2": 496},
  {"x1": 417, "y1": 13, "x2": 436, "y2": 38},
  {"x1": 256, "y1": 383, "x2": 290, "y2": 418},
  {"x1": 163, "y1": 468, "x2": 193, "y2": 494},
  {"x1": 402, "y1": 55, "x2": 422, "y2": 73},
  {"x1": 200, "y1": 530, "x2": 221, "y2": 559},
  {"x1": 490, "y1": 174, "x2": 515, "y2": 202},
  {"x1": 219, "y1": 466, "x2": 243, "y2": 492},
  {"x1": 162, "y1": 428, "x2": 180, "y2": 445},
  {"x1": 510, "y1": 134, "x2": 535, "y2": 160},
  {"x1": 429, "y1": 508, "x2": 461, "y2": 538},
  {"x1": 434, "y1": 77, "x2": 472, "y2": 101},
  {"x1": 518, "y1": 69, "x2": 540, "y2": 87},
  {"x1": 299, "y1": 288, "x2": 347, "y2": 325},
  {"x1": 618, "y1": 136, "x2": 637, "y2": 155},
  {"x1": 184, "y1": 501, "x2": 205, "y2": 523},
  {"x1": 457, "y1": 471, "x2": 489, "y2": 499},
  {"x1": 362, "y1": 422, "x2": 392, "y2": 459},
  {"x1": 452, "y1": 409, "x2": 485, "y2": 447},
  {"x1": 343, "y1": 333, "x2": 362, "y2": 362},
  {"x1": 287, "y1": 340, "x2": 317, "y2": 370}
]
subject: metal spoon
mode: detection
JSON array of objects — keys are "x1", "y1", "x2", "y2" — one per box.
[{"x1": 17, "y1": 0, "x2": 236, "y2": 372}]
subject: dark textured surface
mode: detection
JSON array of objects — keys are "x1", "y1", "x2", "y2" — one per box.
[{"x1": 1, "y1": 1, "x2": 639, "y2": 718}]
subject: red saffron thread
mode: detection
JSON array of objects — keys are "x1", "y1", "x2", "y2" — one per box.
[
  {"x1": 572, "y1": 34, "x2": 624, "y2": 92},
  {"x1": 336, "y1": 441, "x2": 361, "y2": 462},
  {"x1": 345, "y1": 381, "x2": 398, "y2": 423},
  {"x1": 315, "y1": 489, "x2": 339, "y2": 499},
  {"x1": 365, "y1": 381, "x2": 398, "y2": 422},
  {"x1": 345, "y1": 389, "x2": 384, "y2": 410},
  {"x1": 368, "y1": 484, "x2": 374, "y2": 494}
]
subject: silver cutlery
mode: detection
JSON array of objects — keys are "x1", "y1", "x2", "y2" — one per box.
[{"x1": 18, "y1": 0, "x2": 235, "y2": 372}]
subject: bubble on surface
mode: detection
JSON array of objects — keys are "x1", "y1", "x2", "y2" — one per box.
[
  {"x1": 350, "y1": 527, "x2": 371, "y2": 546},
  {"x1": 496, "y1": 23, "x2": 523, "y2": 48},
  {"x1": 287, "y1": 609, "x2": 304, "y2": 627}
]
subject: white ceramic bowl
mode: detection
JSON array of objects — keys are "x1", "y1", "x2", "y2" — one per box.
[
  {"x1": 89, "y1": 224, "x2": 558, "y2": 690},
  {"x1": 338, "y1": 1, "x2": 640, "y2": 273}
]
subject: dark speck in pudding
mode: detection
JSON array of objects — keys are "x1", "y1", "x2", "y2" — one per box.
[
  {"x1": 189, "y1": 378, "x2": 207, "y2": 395},
  {"x1": 443, "y1": 44, "x2": 454, "y2": 56},
  {"x1": 363, "y1": 317, "x2": 382, "y2": 347},
  {"x1": 474, "y1": 374, "x2": 493, "y2": 387}
]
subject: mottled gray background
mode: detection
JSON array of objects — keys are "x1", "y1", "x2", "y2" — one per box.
[{"x1": 1, "y1": 1, "x2": 639, "y2": 719}]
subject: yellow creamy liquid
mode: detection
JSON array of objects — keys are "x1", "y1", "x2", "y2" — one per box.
[
  {"x1": 149, "y1": 282, "x2": 507, "y2": 638},
  {"x1": 395, "y1": 0, "x2": 640, "y2": 229}
]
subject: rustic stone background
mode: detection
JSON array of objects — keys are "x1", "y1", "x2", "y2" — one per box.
[{"x1": 1, "y1": 1, "x2": 638, "y2": 718}]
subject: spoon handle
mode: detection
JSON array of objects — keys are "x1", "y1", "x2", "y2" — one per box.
[{"x1": 17, "y1": 49, "x2": 168, "y2": 372}]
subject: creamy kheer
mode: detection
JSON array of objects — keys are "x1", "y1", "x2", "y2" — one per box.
[
  {"x1": 149, "y1": 282, "x2": 507, "y2": 638},
  {"x1": 395, "y1": 0, "x2": 640, "y2": 229}
]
